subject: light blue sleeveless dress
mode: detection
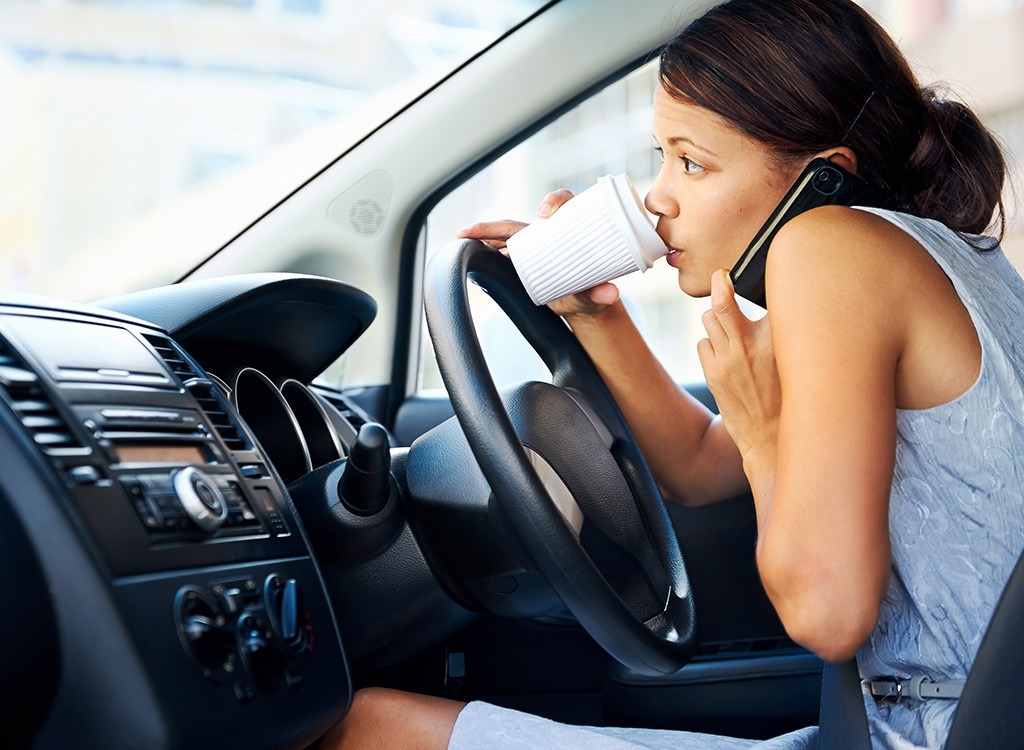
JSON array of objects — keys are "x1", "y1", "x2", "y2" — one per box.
[{"x1": 446, "y1": 209, "x2": 1024, "y2": 750}]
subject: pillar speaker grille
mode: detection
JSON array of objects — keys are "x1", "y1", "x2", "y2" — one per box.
[{"x1": 326, "y1": 170, "x2": 393, "y2": 237}]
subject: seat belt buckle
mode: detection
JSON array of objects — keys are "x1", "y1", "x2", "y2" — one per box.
[
  {"x1": 866, "y1": 675, "x2": 965, "y2": 703},
  {"x1": 866, "y1": 675, "x2": 903, "y2": 704}
]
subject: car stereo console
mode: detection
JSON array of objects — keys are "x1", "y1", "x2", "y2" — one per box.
[{"x1": 0, "y1": 303, "x2": 349, "y2": 748}]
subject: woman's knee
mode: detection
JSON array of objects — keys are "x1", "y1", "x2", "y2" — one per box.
[{"x1": 321, "y1": 687, "x2": 465, "y2": 750}]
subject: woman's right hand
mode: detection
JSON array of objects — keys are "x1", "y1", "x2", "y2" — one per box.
[{"x1": 454, "y1": 189, "x2": 621, "y2": 320}]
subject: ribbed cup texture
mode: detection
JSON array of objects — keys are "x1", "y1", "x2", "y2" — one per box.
[{"x1": 509, "y1": 200, "x2": 639, "y2": 306}]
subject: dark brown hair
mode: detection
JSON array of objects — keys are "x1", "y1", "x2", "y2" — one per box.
[{"x1": 659, "y1": 0, "x2": 1006, "y2": 241}]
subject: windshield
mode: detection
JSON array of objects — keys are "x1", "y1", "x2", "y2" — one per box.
[{"x1": 0, "y1": 0, "x2": 545, "y2": 301}]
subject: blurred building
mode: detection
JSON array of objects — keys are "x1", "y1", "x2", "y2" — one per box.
[
  {"x1": 869, "y1": 0, "x2": 1024, "y2": 264},
  {"x1": 0, "y1": 0, "x2": 541, "y2": 299}
]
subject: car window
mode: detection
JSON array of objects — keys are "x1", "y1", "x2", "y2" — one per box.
[
  {"x1": 0, "y1": 0, "x2": 547, "y2": 303},
  {"x1": 419, "y1": 60, "x2": 734, "y2": 392}
]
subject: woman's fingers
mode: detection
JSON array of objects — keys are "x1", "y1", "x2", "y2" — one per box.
[
  {"x1": 587, "y1": 282, "x2": 620, "y2": 306},
  {"x1": 546, "y1": 281, "x2": 620, "y2": 318},
  {"x1": 455, "y1": 220, "x2": 529, "y2": 250},
  {"x1": 537, "y1": 189, "x2": 574, "y2": 217},
  {"x1": 455, "y1": 188, "x2": 574, "y2": 249},
  {"x1": 700, "y1": 270, "x2": 747, "y2": 379},
  {"x1": 696, "y1": 337, "x2": 715, "y2": 372},
  {"x1": 708, "y1": 269, "x2": 743, "y2": 340},
  {"x1": 702, "y1": 271, "x2": 737, "y2": 348},
  {"x1": 455, "y1": 219, "x2": 528, "y2": 240},
  {"x1": 701, "y1": 308, "x2": 727, "y2": 351}
]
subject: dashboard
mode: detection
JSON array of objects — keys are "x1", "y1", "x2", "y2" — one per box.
[
  {"x1": 0, "y1": 275, "x2": 382, "y2": 749},
  {"x1": 0, "y1": 269, "x2": 817, "y2": 749}
]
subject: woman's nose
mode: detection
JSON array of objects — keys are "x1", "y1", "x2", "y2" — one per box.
[{"x1": 644, "y1": 166, "x2": 677, "y2": 219}]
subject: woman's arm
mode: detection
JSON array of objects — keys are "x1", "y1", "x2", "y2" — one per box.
[
  {"x1": 458, "y1": 198, "x2": 750, "y2": 508},
  {"x1": 565, "y1": 302, "x2": 749, "y2": 506},
  {"x1": 734, "y1": 206, "x2": 900, "y2": 662}
]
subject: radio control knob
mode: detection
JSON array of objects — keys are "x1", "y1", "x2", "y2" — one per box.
[{"x1": 172, "y1": 467, "x2": 228, "y2": 533}]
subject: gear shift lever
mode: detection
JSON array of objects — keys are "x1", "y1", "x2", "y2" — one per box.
[{"x1": 338, "y1": 423, "x2": 391, "y2": 515}]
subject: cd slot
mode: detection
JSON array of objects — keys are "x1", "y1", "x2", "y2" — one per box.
[
  {"x1": 96, "y1": 407, "x2": 204, "y2": 433},
  {"x1": 73, "y1": 404, "x2": 225, "y2": 466}
]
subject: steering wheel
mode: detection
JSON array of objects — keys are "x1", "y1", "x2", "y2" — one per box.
[{"x1": 423, "y1": 238, "x2": 696, "y2": 676}]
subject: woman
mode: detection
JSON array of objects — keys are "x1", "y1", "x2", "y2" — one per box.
[{"x1": 324, "y1": 0, "x2": 1022, "y2": 747}]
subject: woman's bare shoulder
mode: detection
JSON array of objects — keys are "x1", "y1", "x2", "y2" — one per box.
[
  {"x1": 769, "y1": 205, "x2": 922, "y2": 274},
  {"x1": 762, "y1": 205, "x2": 924, "y2": 368},
  {"x1": 765, "y1": 205, "x2": 925, "y2": 318}
]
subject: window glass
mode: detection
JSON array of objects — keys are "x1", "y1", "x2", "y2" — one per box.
[
  {"x1": 0, "y1": 0, "x2": 546, "y2": 301},
  {"x1": 420, "y1": 61, "x2": 731, "y2": 392}
]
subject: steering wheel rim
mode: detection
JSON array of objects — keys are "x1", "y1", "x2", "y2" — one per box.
[{"x1": 423, "y1": 238, "x2": 696, "y2": 675}]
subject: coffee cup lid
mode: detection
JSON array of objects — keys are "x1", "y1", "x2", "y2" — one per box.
[{"x1": 599, "y1": 174, "x2": 667, "y2": 270}]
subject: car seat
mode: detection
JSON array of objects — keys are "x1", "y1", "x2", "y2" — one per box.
[{"x1": 817, "y1": 547, "x2": 1024, "y2": 748}]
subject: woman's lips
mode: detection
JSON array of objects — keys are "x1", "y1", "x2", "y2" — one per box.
[{"x1": 665, "y1": 247, "x2": 683, "y2": 268}]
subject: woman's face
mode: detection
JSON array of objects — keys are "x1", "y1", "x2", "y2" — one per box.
[{"x1": 647, "y1": 83, "x2": 803, "y2": 297}]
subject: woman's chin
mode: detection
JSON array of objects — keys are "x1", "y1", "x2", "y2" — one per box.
[{"x1": 676, "y1": 272, "x2": 710, "y2": 298}]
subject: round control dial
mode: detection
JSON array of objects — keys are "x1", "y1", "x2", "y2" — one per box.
[
  {"x1": 173, "y1": 467, "x2": 228, "y2": 532},
  {"x1": 174, "y1": 586, "x2": 235, "y2": 682}
]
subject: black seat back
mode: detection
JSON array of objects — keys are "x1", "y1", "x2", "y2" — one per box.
[
  {"x1": 945, "y1": 547, "x2": 1024, "y2": 748},
  {"x1": 816, "y1": 543, "x2": 1024, "y2": 749}
]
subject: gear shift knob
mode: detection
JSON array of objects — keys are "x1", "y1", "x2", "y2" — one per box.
[{"x1": 338, "y1": 423, "x2": 391, "y2": 515}]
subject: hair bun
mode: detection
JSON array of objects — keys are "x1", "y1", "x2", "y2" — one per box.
[{"x1": 902, "y1": 87, "x2": 1005, "y2": 236}]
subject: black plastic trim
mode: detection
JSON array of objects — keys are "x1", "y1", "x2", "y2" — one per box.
[{"x1": 97, "y1": 273, "x2": 376, "y2": 385}]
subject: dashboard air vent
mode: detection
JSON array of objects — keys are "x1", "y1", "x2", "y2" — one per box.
[
  {"x1": 338, "y1": 402, "x2": 366, "y2": 432},
  {"x1": 0, "y1": 336, "x2": 85, "y2": 453},
  {"x1": 187, "y1": 382, "x2": 251, "y2": 452},
  {"x1": 308, "y1": 387, "x2": 378, "y2": 451},
  {"x1": 323, "y1": 392, "x2": 367, "y2": 432},
  {"x1": 143, "y1": 333, "x2": 201, "y2": 384}
]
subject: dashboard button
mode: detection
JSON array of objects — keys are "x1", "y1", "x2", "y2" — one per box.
[{"x1": 68, "y1": 465, "x2": 101, "y2": 484}]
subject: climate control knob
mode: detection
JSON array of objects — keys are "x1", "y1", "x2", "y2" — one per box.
[
  {"x1": 238, "y1": 613, "x2": 287, "y2": 692},
  {"x1": 265, "y1": 575, "x2": 313, "y2": 665},
  {"x1": 174, "y1": 586, "x2": 236, "y2": 682},
  {"x1": 173, "y1": 467, "x2": 228, "y2": 532}
]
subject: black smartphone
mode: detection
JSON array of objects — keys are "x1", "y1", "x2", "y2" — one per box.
[{"x1": 729, "y1": 158, "x2": 883, "y2": 309}]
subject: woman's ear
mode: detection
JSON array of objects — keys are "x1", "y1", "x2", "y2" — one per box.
[{"x1": 816, "y1": 147, "x2": 858, "y2": 174}]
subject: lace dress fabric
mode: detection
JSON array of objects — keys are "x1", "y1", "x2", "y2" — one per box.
[
  {"x1": 447, "y1": 209, "x2": 1024, "y2": 750},
  {"x1": 853, "y1": 208, "x2": 1024, "y2": 749}
]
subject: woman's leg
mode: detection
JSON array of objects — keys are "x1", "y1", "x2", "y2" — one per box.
[{"x1": 320, "y1": 687, "x2": 466, "y2": 750}]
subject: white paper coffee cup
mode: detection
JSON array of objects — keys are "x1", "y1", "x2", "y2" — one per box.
[{"x1": 506, "y1": 173, "x2": 667, "y2": 306}]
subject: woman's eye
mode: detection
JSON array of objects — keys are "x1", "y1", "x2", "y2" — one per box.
[
  {"x1": 681, "y1": 156, "x2": 704, "y2": 174},
  {"x1": 653, "y1": 146, "x2": 703, "y2": 174}
]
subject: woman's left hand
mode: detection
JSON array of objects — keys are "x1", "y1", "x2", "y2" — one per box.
[{"x1": 697, "y1": 269, "x2": 781, "y2": 458}]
